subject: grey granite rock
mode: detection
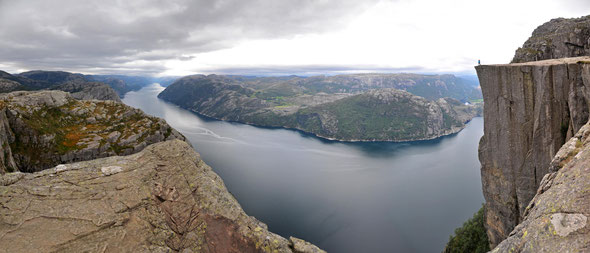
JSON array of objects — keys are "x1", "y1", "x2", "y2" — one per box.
[
  {"x1": 476, "y1": 57, "x2": 590, "y2": 248},
  {"x1": 490, "y1": 121, "x2": 590, "y2": 252},
  {"x1": 0, "y1": 90, "x2": 184, "y2": 173},
  {"x1": 513, "y1": 15, "x2": 590, "y2": 63},
  {"x1": 0, "y1": 140, "x2": 323, "y2": 253}
]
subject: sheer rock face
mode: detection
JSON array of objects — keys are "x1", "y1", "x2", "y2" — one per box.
[
  {"x1": 491, "y1": 121, "x2": 590, "y2": 252},
  {"x1": 476, "y1": 57, "x2": 590, "y2": 247},
  {"x1": 512, "y1": 15, "x2": 590, "y2": 63},
  {"x1": 0, "y1": 140, "x2": 324, "y2": 253},
  {"x1": 0, "y1": 90, "x2": 184, "y2": 173}
]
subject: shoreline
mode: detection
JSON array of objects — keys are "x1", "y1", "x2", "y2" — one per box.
[{"x1": 159, "y1": 97, "x2": 476, "y2": 143}]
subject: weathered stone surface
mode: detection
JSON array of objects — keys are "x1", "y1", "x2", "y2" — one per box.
[
  {"x1": 0, "y1": 140, "x2": 322, "y2": 253},
  {"x1": 53, "y1": 81, "x2": 121, "y2": 102},
  {"x1": 0, "y1": 78, "x2": 22, "y2": 93},
  {"x1": 490, "y1": 122, "x2": 590, "y2": 252},
  {"x1": 289, "y1": 237, "x2": 326, "y2": 253},
  {"x1": 476, "y1": 56, "x2": 590, "y2": 247},
  {"x1": 0, "y1": 90, "x2": 184, "y2": 173},
  {"x1": 512, "y1": 15, "x2": 590, "y2": 63}
]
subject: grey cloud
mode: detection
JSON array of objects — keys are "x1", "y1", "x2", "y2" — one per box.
[{"x1": 0, "y1": 0, "x2": 379, "y2": 75}]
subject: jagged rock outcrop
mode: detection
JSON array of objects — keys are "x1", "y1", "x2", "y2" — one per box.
[
  {"x1": 0, "y1": 90, "x2": 183, "y2": 173},
  {"x1": 512, "y1": 15, "x2": 590, "y2": 63},
  {"x1": 0, "y1": 139, "x2": 324, "y2": 253},
  {"x1": 491, "y1": 119, "x2": 590, "y2": 252},
  {"x1": 476, "y1": 57, "x2": 590, "y2": 247}
]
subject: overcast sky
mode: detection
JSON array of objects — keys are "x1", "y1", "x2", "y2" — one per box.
[{"x1": 1, "y1": 0, "x2": 589, "y2": 76}]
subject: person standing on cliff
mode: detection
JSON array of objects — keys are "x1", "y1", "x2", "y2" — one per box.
[{"x1": 478, "y1": 59, "x2": 481, "y2": 65}]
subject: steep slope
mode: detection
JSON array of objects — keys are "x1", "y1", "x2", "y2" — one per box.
[
  {"x1": 476, "y1": 57, "x2": 590, "y2": 247},
  {"x1": 158, "y1": 76, "x2": 481, "y2": 141},
  {"x1": 0, "y1": 90, "x2": 184, "y2": 173},
  {"x1": 273, "y1": 89, "x2": 478, "y2": 141},
  {"x1": 512, "y1": 15, "x2": 590, "y2": 63},
  {"x1": 491, "y1": 123, "x2": 590, "y2": 252}
]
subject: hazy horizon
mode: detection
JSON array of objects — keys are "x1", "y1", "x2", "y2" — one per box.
[{"x1": 1, "y1": 0, "x2": 589, "y2": 76}]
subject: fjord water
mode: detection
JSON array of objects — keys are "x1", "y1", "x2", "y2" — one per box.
[{"x1": 123, "y1": 83, "x2": 485, "y2": 253}]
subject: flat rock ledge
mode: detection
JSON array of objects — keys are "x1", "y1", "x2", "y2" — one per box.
[{"x1": 0, "y1": 140, "x2": 324, "y2": 253}]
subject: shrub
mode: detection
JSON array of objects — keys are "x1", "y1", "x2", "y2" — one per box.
[{"x1": 444, "y1": 205, "x2": 490, "y2": 253}]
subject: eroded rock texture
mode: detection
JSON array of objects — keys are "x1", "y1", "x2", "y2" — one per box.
[
  {"x1": 0, "y1": 90, "x2": 184, "y2": 173},
  {"x1": 512, "y1": 15, "x2": 590, "y2": 63},
  {"x1": 490, "y1": 120, "x2": 590, "y2": 252},
  {"x1": 476, "y1": 57, "x2": 590, "y2": 247},
  {"x1": 0, "y1": 140, "x2": 324, "y2": 253}
]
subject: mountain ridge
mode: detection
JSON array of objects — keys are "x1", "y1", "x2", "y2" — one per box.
[{"x1": 158, "y1": 74, "x2": 482, "y2": 142}]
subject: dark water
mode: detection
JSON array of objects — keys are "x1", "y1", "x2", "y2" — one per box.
[{"x1": 123, "y1": 83, "x2": 485, "y2": 253}]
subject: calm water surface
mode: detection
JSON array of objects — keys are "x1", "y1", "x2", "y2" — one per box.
[{"x1": 123, "y1": 83, "x2": 485, "y2": 253}]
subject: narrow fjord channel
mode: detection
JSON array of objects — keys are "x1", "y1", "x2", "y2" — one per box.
[{"x1": 123, "y1": 83, "x2": 485, "y2": 253}]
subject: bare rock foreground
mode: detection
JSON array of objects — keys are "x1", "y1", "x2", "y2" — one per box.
[{"x1": 0, "y1": 140, "x2": 324, "y2": 253}]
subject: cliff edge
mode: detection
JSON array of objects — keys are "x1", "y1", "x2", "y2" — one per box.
[
  {"x1": 0, "y1": 90, "x2": 184, "y2": 173},
  {"x1": 476, "y1": 57, "x2": 590, "y2": 248},
  {"x1": 0, "y1": 140, "x2": 324, "y2": 253}
]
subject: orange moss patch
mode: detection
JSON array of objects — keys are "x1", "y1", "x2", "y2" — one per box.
[{"x1": 63, "y1": 131, "x2": 82, "y2": 147}]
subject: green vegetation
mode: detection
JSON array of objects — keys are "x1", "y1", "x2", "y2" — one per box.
[
  {"x1": 158, "y1": 74, "x2": 481, "y2": 141},
  {"x1": 444, "y1": 206, "x2": 490, "y2": 253},
  {"x1": 292, "y1": 93, "x2": 429, "y2": 140},
  {"x1": 6, "y1": 97, "x2": 168, "y2": 172}
]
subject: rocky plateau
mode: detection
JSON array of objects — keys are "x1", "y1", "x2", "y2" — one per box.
[{"x1": 0, "y1": 90, "x2": 324, "y2": 252}]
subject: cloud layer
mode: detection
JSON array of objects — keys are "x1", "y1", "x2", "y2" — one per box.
[
  {"x1": 0, "y1": 0, "x2": 377, "y2": 74},
  {"x1": 0, "y1": 0, "x2": 588, "y2": 76}
]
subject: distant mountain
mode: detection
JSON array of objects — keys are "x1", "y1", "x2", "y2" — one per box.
[
  {"x1": 0, "y1": 70, "x2": 178, "y2": 99},
  {"x1": 158, "y1": 74, "x2": 482, "y2": 141},
  {"x1": 457, "y1": 74, "x2": 480, "y2": 87},
  {"x1": 88, "y1": 75, "x2": 179, "y2": 95},
  {"x1": 196, "y1": 73, "x2": 481, "y2": 102},
  {"x1": 0, "y1": 70, "x2": 120, "y2": 101}
]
